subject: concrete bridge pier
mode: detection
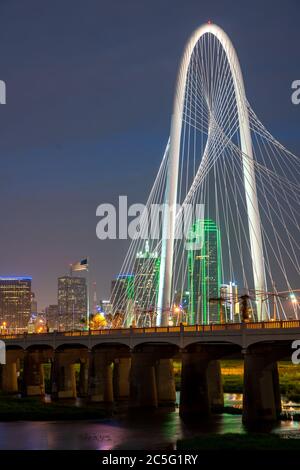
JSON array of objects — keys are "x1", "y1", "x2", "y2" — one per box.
[
  {"x1": 23, "y1": 351, "x2": 45, "y2": 396},
  {"x1": 207, "y1": 360, "x2": 224, "y2": 412},
  {"x1": 272, "y1": 360, "x2": 282, "y2": 418},
  {"x1": 113, "y1": 357, "x2": 130, "y2": 401},
  {"x1": 242, "y1": 349, "x2": 281, "y2": 425},
  {"x1": 88, "y1": 350, "x2": 113, "y2": 403},
  {"x1": 78, "y1": 358, "x2": 89, "y2": 397},
  {"x1": 0, "y1": 349, "x2": 23, "y2": 394},
  {"x1": 180, "y1": 350, "x2": 211, "y2": 419},
  {"x1": 1, "y1": 362, "x2": 19, "y2": 393},
  {"x1": 155, "y1": 358, "x2": 176, "y2": 406},
  {"x1": 51, "y1": 352, "x2": 77, "y2": 399},
  {"x1": 129, "y1": 352, "x2": 158, "y2": 408}
]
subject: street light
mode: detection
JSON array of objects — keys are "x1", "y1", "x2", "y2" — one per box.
[{"x1": 290, "y1": 293, "x2": 298, "y2": 304}]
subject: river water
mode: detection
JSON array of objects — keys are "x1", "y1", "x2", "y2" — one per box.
[{"x1": 1, "y1": 394, "x2": 300, "y2": 450}]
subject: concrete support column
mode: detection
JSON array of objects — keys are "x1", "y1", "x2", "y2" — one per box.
[
  {"x1": 23, "y1": 352, "x2": 45, "y2": 396},
  {"x1": 113, "y1": 357, "x2": 130, "y2": 401},
  {"x1": 78, "y1": 359, "x2": 89, "y2": 397},
  {"x1": 129, "y1": 353, "x2": 157, "y2": 408},
  {"x1": 243, "y1": 351, "x2": 281, "y2": 425},
  {"x1": 1, "y1": 362, "x2": 18, "y2": 393},
  {"x1": 180, "y1": 351, "x2": 210, "y2": 419},
  {"x1": 272, "y1": 361, "x2": 282, "y2": 418},
  {"x1": 51, "y1": 353, "x2": 77, "y2": 399},
  {"x1": 88, "y1": 351, "x2": 113, "y2": 403},
  {"x1": 207, "y1": 360, "x2": 224, "y2": 412},
  {"x1": 155, "y1": 358, "x2": 176, "y2": 406}
]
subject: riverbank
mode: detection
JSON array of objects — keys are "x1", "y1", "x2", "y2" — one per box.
[
  {"x1": 173, "y1": 360, "x2": 300, "y2": 402},
  {"x1": 221, "y1": 360, "x2": 300, "y2": 402},
  {"x1": 1, "y1": 397, "x2": 300, "y2": 422},
  {"x1": 0, "y1": 396, "x2": 110, "y2": 421},
  {"x1": 177, "y1": 433, "x2": 300, "y2": 450}
]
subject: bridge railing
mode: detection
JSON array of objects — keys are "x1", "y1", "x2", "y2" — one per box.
[{"x1": 1, "y1": 320, "x2": 300, "y2": 339}]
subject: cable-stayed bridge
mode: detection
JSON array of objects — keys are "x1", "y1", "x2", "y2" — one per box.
[{"x1": 110, "y1": 22, "x2": 300, "y2": 328}]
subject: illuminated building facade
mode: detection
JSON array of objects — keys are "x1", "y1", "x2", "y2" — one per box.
[
  {"x1": 0, "y1": 276, "x2": 31, "y2": 332},
  {"x1": 188, "y1": 219, "x2": 221, "y2": 324},
  {"x1": 58, "y1": 276, "x2": 87, "y2": 330},
  {"x1": 99, "y1": 299, "x2": 112, "y2": 315},
  {"x1": 111, "y1": 274, "x2": 134, "y2": 313},
  {"x1": 45, "y1": 304, "x2": 59, "y2": 331},
  {"x1": 31, "y1": 292, "x2": 37, "y2": 315},
  {"x1": 134, "y1": 241, "x2": 160, "y2": 312},
  {"x1": 221, "y1": 282, "x2": 240, "y2": 322}
]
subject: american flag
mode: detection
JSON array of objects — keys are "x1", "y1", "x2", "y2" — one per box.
[{"x1": 70, "y1": 258, "x2": 88, "y2": 272}]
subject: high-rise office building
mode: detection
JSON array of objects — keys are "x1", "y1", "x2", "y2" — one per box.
[
  {"x1": 188, "y1": 219, "x2": 221, "y2": 324},
  {"x1": 58, "y1": 276, "x2": 87, "y2": 330},
  {"x1": 111, "y1": 274, "x2": 134, "y2": 313},
  {"x1": 45, "y1": 304, "x2": 59, "y2": 331},
  {"x1": 221, "y1": 282, "x2": 240, "y2": 322},
  {"x1": 0, "y1": 276, "x2": 32, "y2": 332},
  {"x1": 31, "y1": 292, "x2": 37, "y2": 315},
  {"x1": 134, "y1": 240, "x2": 160, "y2": 311}
]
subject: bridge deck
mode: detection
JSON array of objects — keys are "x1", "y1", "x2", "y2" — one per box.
[{"x1": 1, "y1": 321, "x2": 300, "y2": 350}]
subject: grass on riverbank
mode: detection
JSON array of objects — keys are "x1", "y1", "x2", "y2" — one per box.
[
  {"x1": 177, "y1": 433, "x2": 300, "y2": 450},
  {"x1": 221, "y1": 360, "x2": 300, "y2": 402},
  {"x1": 0, "y1": 396, "x2": 110, "y2": 421},
  {"x1": 174, "y1": 359, "x2": 300, "y2": 402},
  {"x1": 278, "y1": 362, "x2": 300, "y2": 402}
]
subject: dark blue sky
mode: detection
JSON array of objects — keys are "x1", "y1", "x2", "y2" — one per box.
[{"x1": 0, "y1": 0, "x2": 299, "y2": 309}]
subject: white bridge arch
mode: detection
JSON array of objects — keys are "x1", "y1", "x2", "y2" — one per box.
[{"x1": 157, "y1": 22, "x2": 267, "y2": 325}]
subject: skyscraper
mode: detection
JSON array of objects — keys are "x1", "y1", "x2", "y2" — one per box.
[
  {"x1": 45, "y1": 304, "x2": 59, "y2": 331},
  {"x1": 31, "y1": 292, "x2": 37, "y2": 316},
  {"x1": 188, "y1": 219, "x2": 221, "y2": 324},
  {"x1": 58, "y1": 276, "x2": 87, "y2": 330},
  {"x1": 220, "y1": 282, "x2": 240, "y2": 322},
  {"x1": 111, "y1": 274, "x2": 134, "y2": 313},
  {"x1": 0, "y1": 276, "x2": 32, "y2": 332},
  {"x1": 134, "y1": 240, "x2": 160, "y2": 312}
]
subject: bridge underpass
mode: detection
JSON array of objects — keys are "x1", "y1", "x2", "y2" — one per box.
[
  {"x1": 51, "y1": 344, "x2": 89, "y2": 399},
  {"x1": 88, "y1": 343, "x2": 131, "y2": 403},
  {"x1": 180, "y1": 343, "x2": 241, "y2": 419}
]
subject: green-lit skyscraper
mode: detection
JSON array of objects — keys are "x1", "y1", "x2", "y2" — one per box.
[
  {"x1": 187, "y1": 219, "x2": 221, "y2": 324},
  {"x1": 111, "y1": 274, "x2": 134, "y2": 313},
  {"x1": 134, "y1": 240, "x2": 160, "y2": 312}
]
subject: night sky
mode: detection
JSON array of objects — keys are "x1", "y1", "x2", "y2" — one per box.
[{"x1": 0, "y1": 0, "x2": 299, "y2": 309}]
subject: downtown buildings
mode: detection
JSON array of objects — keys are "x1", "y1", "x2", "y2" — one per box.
[
  {"x1": 110, "y1": 222, "x2": 223, "y2": 326},
  {"x1": 111, "y1": 274, "x2": 134, "y2": 314},
  {"x1": 134, "y1": 241, "x2": 160, "y2": 312},
  {"x1": 57, "y1": 276, "x2": 87, "y2": 330},
  {"x1": 45, "y1": 304, "x2": 59, "y2": 331},
  {"x1": 111, "y1": 241, "x2": 160, "y2": 326},
  {"x1": 221, "y1": 282, "x2": 240, "y2": 323},
  {"x1": 0, "y1": 277, "x2": 32, "y2": 332},
  {"x1": 0, "y1": 218, "x2": 226, "y2": 332},
  {"x1": 187, "y1": 219, "x2": 221, "y2": 324},
  {"x1": 0, "y1": 272, "x2": 87, "y2": 332}
]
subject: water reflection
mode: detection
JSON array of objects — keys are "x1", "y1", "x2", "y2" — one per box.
[{"x1": 0, "y1": 394, "x2": 300, "y2": 449}]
